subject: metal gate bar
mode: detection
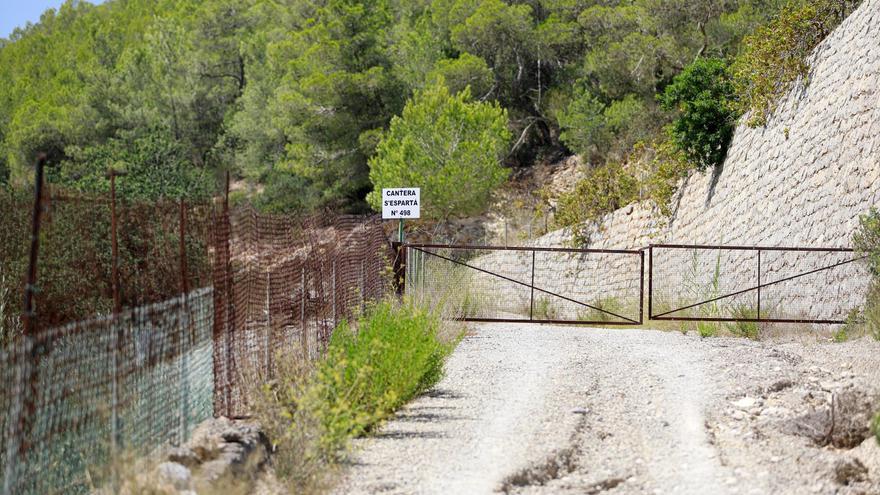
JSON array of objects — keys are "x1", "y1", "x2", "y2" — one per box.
[
  {"x1": 648, "y1": 244, "x2": 867, "y2": 324},
  {"x1": 404, "y1": 244, "x2": 644, "y2": 325}
]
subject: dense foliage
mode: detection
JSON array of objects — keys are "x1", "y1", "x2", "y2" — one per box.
[
  {"x1": 367, "y1": 84, "x2": 510, "y2": 221},
  {"x1": 659, "y1": 58, "x2": 737, "y2": 170},
  {"x1": 553, "y1": 0, "x2": 859, "y2": 237},
  {"x1": 731, "y1": 0, "x2": 861, "y2": 126},
  {"x1": 0, "y1": 0, "x2": 793, "y2": 209},
  {"x1": 0, "y1": 0, "x2": 861, "y2": 216}
]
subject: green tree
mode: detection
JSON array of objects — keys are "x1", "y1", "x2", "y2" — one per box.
[
  {"x1": 367, "y1": 84, "x2": 510, "y2": 220},
  {"x1": 659, "y1": 57, "x2": 737, "y2": 169},
  {"x1": 558, "y1": 91, "x2": 649, "y2": 161}
]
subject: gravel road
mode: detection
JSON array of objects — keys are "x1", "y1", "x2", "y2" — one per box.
[{"x1": 333, "y1": 324, "x2": 880, "y2": 495}]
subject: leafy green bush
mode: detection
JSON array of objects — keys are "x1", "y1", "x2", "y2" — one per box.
[
  {"x1": 725, "y1": 305, "x2": 763, "y2": 340},
  {"x1": 731, "y1": 0, "x2": 861, "y2": 127},
  {"x1": 554, "y1": 162, "x2": 638, "y2": 245},
  {"x1": 318, "y1": 300, "x2": 457, "y2": 443},
  {"x1": 51, "y1": 129, "x2": 213, "y2": 201},
  {"x1": 367, "y1": 83, "x2": 510, "y2": 221},
  {"x1": 659, "y1": 58, "x2": 737, "y2": 170},
  {"x1": 253, "y1": 299, "x2": 458, "y2": 492}
]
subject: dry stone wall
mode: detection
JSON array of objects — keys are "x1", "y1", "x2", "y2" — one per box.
[{"x1": 466, "y1": 0, "x2": 880, "y2": 322}]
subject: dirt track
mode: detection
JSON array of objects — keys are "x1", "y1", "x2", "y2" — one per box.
[{"x1": 333, "y1": 324, "x2": 880, "y2": 495}]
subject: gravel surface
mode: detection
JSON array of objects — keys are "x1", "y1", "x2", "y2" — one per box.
[{"x1": 333, "y1": 324, "x2": 880, "y2": 495}]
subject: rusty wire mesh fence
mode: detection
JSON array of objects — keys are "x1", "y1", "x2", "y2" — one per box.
[
  {"x1": 1, "y1": 288, "x2": 214, "y2": 495},
  {"x1": 211, "y1": 207, "x2": 393, "y2": 417},
  {"x1": 404, "y1": 245, "x2": 643, "y2": 324},
  {"x1": 1, "y1": 182, "x2": 394, "y2": 493},
  {"x1": 648, "y1": 245, "x2": 870, "y2": 323},
  {"x1": 0, "y1": 189, "x2": 213, "y2": 337}
]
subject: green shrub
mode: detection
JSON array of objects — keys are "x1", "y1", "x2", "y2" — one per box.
[
  {"x1": 530, "y1": 297, "x2": 559, "y2": 320},
  {"x1": 697, "y1": 321, "x2": 719, "y2": 338},
  {"x1": 578, "y1": 296, "x2": 626, "y2": 323},
  {"x1": 731, "y1": 0, "x2": 861, "y2": 127},
  {"x1": 554, "y1": 162, "x2": 638, "y2": 245},
  {"x1": 320, "y1": 300, "x2": 456, "y2": 440},
  {"x1": 366, "y1": 83, "x2": 510, "y2": 221},
  {"x1": 854, "y1": 208, "x2": 880, "y2": 277},
  {"x1": 253, "y1": 299, "x2": 459, "y2": 492},
  {"x1": 558, "y1": 91, "x2": 648, "y2": 161},
  {"x1": 659, "y1": 58, "x2": 737, "y2": 170}
]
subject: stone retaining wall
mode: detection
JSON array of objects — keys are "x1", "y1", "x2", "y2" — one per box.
[{"x1": 458, "y1": 0, "x2": 880, "y2": 323}]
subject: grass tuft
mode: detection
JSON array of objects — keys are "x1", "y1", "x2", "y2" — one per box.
[{"x1": 870, "y1": 410, "x2": 880, "y2": 446}]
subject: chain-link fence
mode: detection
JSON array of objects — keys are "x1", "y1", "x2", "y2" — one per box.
[
  {"x1": 211, "y1": 206, "x2": 393, "y2": 417},
  {"x1": 1, "y1": 288, "x2": 214, "y2": 495},
  {"x1": 0, "y1": 189, "x2": 212, "y2": 339},
  {"x1": 1, "y1": 180, "x2": 394, "y2": 493}
]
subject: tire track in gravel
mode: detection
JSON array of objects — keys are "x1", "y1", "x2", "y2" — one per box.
[{"x1": 332, "y1": 324, "x2": 745, "y2": 495}]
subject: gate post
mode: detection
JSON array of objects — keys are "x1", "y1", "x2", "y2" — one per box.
[
  {"x1": 529, "y1": 250, "x2": 536, "y2": 320},
  {"x1": 639, "y1": 249, "x2": 645, "y2": 325},
  {"x1": 392, "y1": 242, "x2": 406, "y2": 295},
  {"x1": 648, "y1": 246, "x2": 654, "y2": 321},
  {"x1": 757, "y1": 249, "x2": 761, "y2": 319}
]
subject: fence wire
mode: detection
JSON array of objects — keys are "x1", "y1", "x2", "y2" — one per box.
[
  {"x1": 1, "y1": 288, "x2": 214, "y2": 495},
  {"x1": 210, "y1": 206, "x2": 393, "y2": 417},
  {"x1": 1, "y1": 182, "x2": 396, "y2": 492},
  {"x1": 649, "y1": 245, "x2": 869, "y2": 323},
  {"x1": 404, "y1": 245, "x2": 643, "y2": 324},
  {"x1": 0, "y1": 189, "x2": 213, "y2": 338}
]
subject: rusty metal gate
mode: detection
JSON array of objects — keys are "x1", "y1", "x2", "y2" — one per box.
[
  {"x1": 400, "y1": 243, "x2": 868, "y2": 326},
  {"x1": 647, "y1": 244, "x2": 868, "y2": 324},
  {"x1": 401, "y1": 244, "x2": 644, "y2": 325}
]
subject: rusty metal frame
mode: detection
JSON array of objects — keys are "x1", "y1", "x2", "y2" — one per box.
[
  {"x1": 647, "y1": 244, "x2": 866, "y2": 324},
  {"x1": 404, "y1": 243, "x2": 644, "y2": 325}
]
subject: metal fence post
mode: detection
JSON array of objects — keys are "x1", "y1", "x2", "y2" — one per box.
[
  {"x1": 300, "y1": 267, "x2": 307, "y2": 358},
  {"x1": 107, "y1": 168, "x2": 126, "y2": 464},
  {"x1": 3, "y1": 154, "x2": 47, "y2": 495},
  {"x1": 529, "y1": 250, "x2": 536, "y2": 320},
  {"x1": 331, "y1": 260, "x2": 337, "y2": 329},
  {"x1": 223, "y1": 171, "x2": 235, "y2": 417},
  {"x1": 648, "y1": 246, "x2": 654, "y2": 320},
  {"x1": 177, "y1": 199, "x2": 190, "y2": 444},
  {"x1": 360, "y1": 259, "x2": 366, "y2": 313},
  {"x1": 265, "y1": 268, "x2": 271, "y2": 375},
  {"x1": 757, "y1": 249, "x2": 762, "y2": 319},
  {"x1": 639, "y1": 249, "x2": 645, "y2": 325}
]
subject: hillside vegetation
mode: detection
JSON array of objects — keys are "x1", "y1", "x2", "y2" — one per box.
[{"x1": 0, "y1": 0, "x2": 861, "y2": 218}]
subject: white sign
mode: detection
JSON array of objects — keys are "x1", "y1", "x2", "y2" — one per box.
[{"x1": 381, "y1": 188, "x2": 421, "y2": 219}]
